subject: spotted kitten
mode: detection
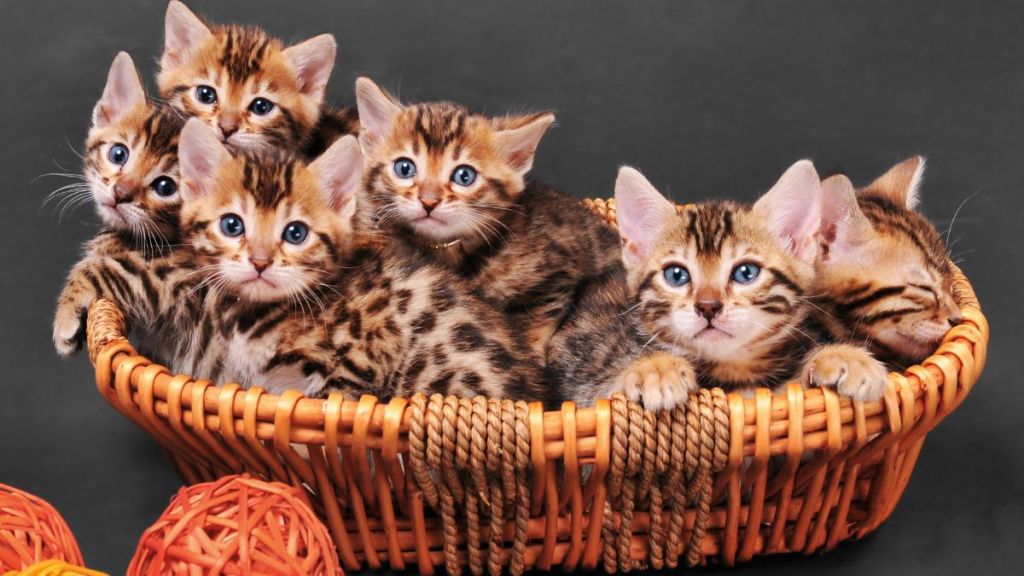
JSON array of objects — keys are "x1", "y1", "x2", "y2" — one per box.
[
  {"x1": 353, "y1": 77, "x2": 621, "y2": 356},
  {"x1": 176, "y1": 119, "x2": 543, "y2": 399},
  {"x1": 815, "y1": 157, "x2": 962, "y2": 370},
  {"x1": 158, "y1": 1, "x2": 357, "y2": 156},
  {"x1": 553, "y1": 161, "x2": 889, "y2": 408},
  {"x1": 53, "y1": 52, "x2": 189, "y2": 359}
]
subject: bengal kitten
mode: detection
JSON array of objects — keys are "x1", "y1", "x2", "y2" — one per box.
[
  {"x1": 176, "y1": 119, "x2": 543, "y2": 399},
  {"x1": 158, "y1": 1, "x2": 357, "y2": 156},
  {"x1": 353, "y1": 77, "x2": 621, "y2": 356},
  {"x1": 552, "y1": 161, "x2": 889, "y2": 408},
  {"x1": 815, "y1": 157, "x2": 962, "y2": 370},
  {"x1": 53, "y1": 52, "x2": 188, "y2": 358}
]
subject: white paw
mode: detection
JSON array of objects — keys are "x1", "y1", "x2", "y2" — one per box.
[
  {"x1": 804, "y1": 344, "x2": 889, "y2": 402},
  {"x1": 613, "y1": 353, "x2": 698, "y2": 411},
  {"x1": 53, "y1": 304, "x2": 84, "y2": 358}
]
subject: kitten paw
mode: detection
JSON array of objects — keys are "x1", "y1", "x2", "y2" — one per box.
[
  {"x1": 52, "y1": 305, "x2": 85, "y2": 358},
  {"x1": 803, "y1": 344, "x2": 889, "y2": 402},
  {"x1": 615, "y1": 353, "x2": 698, "y2": 411}
]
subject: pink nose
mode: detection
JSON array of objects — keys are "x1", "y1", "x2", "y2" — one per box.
[
  {"x1": 249, "y1": 257, "x2": 271, "y2": 273},
  {"x1": 420, "y1": 197, "x2": 441, "y2": 214},
  {"x1": 695, "y1": 300, "x2": 723, "y2": 320}
]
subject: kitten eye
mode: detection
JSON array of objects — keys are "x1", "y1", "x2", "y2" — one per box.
[
  {"x1": 731, "y1": 263, "x2": 761, "y2": 284},
  {"x1": 249, "y1": 97, "x2": 274, "y2": 116},
  {"x1": 219, "y1": 214, "x2": 245, "y2": 237},
  {"x1": 195, "y1": 85, "x2": 218, "y2": 105},
  {"x1": 451, "y1": 165, "x2": 477, "y2": 187},
  {"x1": 107, "y1": 144, "x2": 129, "y2": 166},
  {"x1": 282, "y1": 221, "x2": 309, "y2": 245},
  {"x1": 151, "y1": 176, "x2": 178, "y2": 198},
  {"x1": 393, "y1": 158, "x2": 417, "y2": 180},
  {"x1": 662, "y1": 265, "x2": 690, "y2": 287}
]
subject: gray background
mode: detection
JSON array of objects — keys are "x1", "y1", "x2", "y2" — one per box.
[{"x1": 1, "y1": 0, "x2": 1021, "y2": 573}]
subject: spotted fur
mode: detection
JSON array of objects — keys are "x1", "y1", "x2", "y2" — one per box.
[
  {"x1": 176, "y1": 121, "x2": 543, "y2": 400},
  {"x1": 816, "y1": 157, "x2": 961, "y2": 369},
  {"x1": 157, "y1": 1, "x2": 356, "y2": 155},
  {"x1": 353, "y1": 78, "x2": 620, "y2": 356}
]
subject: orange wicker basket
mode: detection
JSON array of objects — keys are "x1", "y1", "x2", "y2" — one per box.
[{"x1": 82, "y1": 200, "x2": 988, "y2": 573}]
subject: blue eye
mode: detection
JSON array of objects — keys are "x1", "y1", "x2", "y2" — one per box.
[
  {"x1": 393, "y1": 158, "x2": 417, "y2": 179},
  {"x1": 107, "y1": 144, "x2": 129, "y2": 166},
  {"x1": 219, "y1": 214, "x2": 245, "y2": 237},
  {"x1": 249, "y1": 97, "x2": 274, "y2": 116},
  {"x1": 195, "y1": 85, "x2": 218, "y2": 105},
  {"x1": 731, "y1": 263, "x2": 761, "y2": 284},
  {"x1": 282, "y1": 221, "x2": 309, "y2": 244},
  {"x1": 662, "y1": 265, "x2": 690, "y2": 287},
  {"x1": 451, "y1": 165, "x2": 477, "y2": 187},
  {"x1": 151, "y1": 176, "x2": 177, "y2": 197}
]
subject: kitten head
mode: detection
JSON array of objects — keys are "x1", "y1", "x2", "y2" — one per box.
[
  {"x1": 178, "y1": 118, "x2": 362, "y2": 304},
  {"x1": 354, "y1": 77, "x2": 554, "y2": 245},
  {"x1": 615, "y1": 161, "x2": 821, "y2": 365},
  {"x1": 819, "y1": 157, "x2": 961, "y2": 364},
  {"x1": 85, "y1": 52, "x2": 184, "y2": 241},
  {"x1": 158, "y1": 1, "x2": 336, "y2": 152}
]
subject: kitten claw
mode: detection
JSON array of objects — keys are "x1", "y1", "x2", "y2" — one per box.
[
  {"x1": 803, "y1": 344, "x2": 889, "y2": 402},
  {"x1": 613, "y1": 353, "x2": 698, "y2": 411}
]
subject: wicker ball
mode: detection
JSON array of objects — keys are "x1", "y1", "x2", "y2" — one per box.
[
  {"x1": 0, "y1": 483, "x2": 83, "y2": 572},
  {"x1": 128, "y1": 475, "x2": 341, "y2": 576}
]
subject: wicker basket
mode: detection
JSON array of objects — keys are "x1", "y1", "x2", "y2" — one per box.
[{"x1": 82, "y1": 199, "x2": 988, "y2": 573}]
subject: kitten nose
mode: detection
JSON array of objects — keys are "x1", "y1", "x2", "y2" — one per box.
[
  {"x1": 948, "y1": 312, "x2": 964, "y2": 327},
  {"x1": 695, "y1": 300, "x2": 724, "y2": 320},
  {"x1": 219, "y1": 116, "x2": 240, "y2": 139},
  {"x1": 420, "y1": 197, "x2": 441, "y2": 214},
  {"x1": 249, "y1": 257, "x2": 271, "y2": 273},
  {"x1": 112, "y1": 182, "x2": 134, "y2": 204}
]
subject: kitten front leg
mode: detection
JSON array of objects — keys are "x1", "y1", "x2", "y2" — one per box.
[
  {"x1": 609, "y1": 352, "x2": 698, "y2": 411},
  {"x1": 800, "y1": 344, "x2": 889, "y2": 402},
  {"x1": 53, "y1": 260, "x2": 102, "y2": 357}
]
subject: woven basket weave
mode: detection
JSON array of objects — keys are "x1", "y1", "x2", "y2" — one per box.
[{"x1": 82, "y1": 199, "x2": 988, "y2": 573}]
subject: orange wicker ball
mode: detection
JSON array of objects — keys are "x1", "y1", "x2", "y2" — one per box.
[
  {"x1": 3, "y1": 559, "x2": 107, "y2": 576},
  {"x1": 128, "y1": 475, "x2": 342, "y2": 576},
  {"x1": 0, "y1": 483, "x2": 83, "y2": 573}
]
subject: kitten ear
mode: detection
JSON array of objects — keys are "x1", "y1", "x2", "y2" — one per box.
[
  {"x1": 178, "y1": 118, "x2": 231, "y2": 201},
  {"x1": 355, "y1": 77, "x2": 403, "y2": 155},
  {"x1": 862, "y1": 156, "x2": 925, "y2": 210},
  {"x1": 282, "y1": 34, "x2": 336, "y2": 103},
  {"x1": 753, "y1": 159, "x2": 822, "y2": 263},
  {"x1": 309, "y1": 135, "x2": 363, "y2": 213},
  {"x1": 162, "y1": 1, "x2": 213, "y2": 70},
  {"x1": 92, "y1": 52, "x2": 146, "y2": 129},
  {"x1": 820, "y1": 174, "x2": 874, "y2": 261},
  {"x1": 614, "y1": 167, "x2": 678, "y2": 269},
  {"x1": 492, "y1": 113, "x2": 555, "y2": 177}
]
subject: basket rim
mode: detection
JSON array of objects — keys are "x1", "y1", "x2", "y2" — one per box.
[{"x1": 84, "y1": 197, "x2": 988, "y2": 461}]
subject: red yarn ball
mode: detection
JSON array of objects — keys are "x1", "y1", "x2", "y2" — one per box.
[
  {"x1": 0, "y1": 483, "x2": 84, "y2": 572},
  {"x1": 128, "y1": 475, "x2": 342, "y2": 576}
]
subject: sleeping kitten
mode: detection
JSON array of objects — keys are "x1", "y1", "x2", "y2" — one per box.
[
  {"x1": 176, "y1": 119, "x2": 543, "y2": 399},
  {"x1": 53, "y1": 52, "x2": 188, "y2": 358},
  {"x1": 552, "y1": 161, "x2": 888, "y2": 408},
  {"x1": 158, "y1": 1, "x2": 356, "y2": 155},
  {"x1": 815, "y1": 157, "x2": 962, "y2": 369},
  {"x1": 353, "y1": 77, "x2": 621, "y2": 356}
]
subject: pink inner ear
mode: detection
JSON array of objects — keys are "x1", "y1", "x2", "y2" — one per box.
[
  {"x1": 178, "y1": 120, "x2": 229, "y2": 198},
  {"x1": 284, "y1": 34, "x2": 336, "y2": 98},
  {"x1": 94, "y1": 53, "x2": 145, "y2": 127},
  {"x1": 163, "y1": 1, "x2": 212, "y2": 67},
  {"x1": 614, "y1": 167, "x2": 676, "y2": 267},
  {"x1": 355, "y1": 78, "x2": 402, "y2": 151},
  {"x1": 753, "y1": 160, "x2": 822, "y2": 261},
  {"x1": 311, "y1": 136, "x2": 362, "y2": 211}
]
